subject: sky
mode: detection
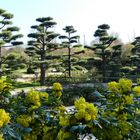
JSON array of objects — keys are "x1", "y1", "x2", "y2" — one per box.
[{"x1": 1, "y1": 0, "x2": 140, "y2": 45}]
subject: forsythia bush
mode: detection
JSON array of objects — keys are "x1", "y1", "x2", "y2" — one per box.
[{"x1": 0, "y1": 78, "x2": 140, "y2": 139}]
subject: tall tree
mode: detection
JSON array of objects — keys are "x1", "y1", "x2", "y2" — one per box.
[
  {"x1": 59, "y1": 26, "x2": 80, "y2": 77},
  {"x1": 130, "y1": 37, "x2": 140, "y2": 74},
  {"x1": 27, "y1": 17, "x2": 59, "y2": 85},
  {"x1": 86, "y1": 24, "x2": 122, "y2": 82},
  {"x1": 0, "y1": 8, "x2": 23, "y2": 70}
]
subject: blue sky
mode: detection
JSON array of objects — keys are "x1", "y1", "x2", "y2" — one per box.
[{"x1": 1, "y1": 0, "x2": 140, "y2": 45}]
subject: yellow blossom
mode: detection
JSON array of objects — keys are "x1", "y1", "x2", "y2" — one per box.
[
  {"x1": 16, "y1": 115, "x2": 32, "y2": 127},
  {"x1": 124, "y1": 95, "x2": 133, "y2": 104},
  {"x1": 26, "y1": 90, "x2": 41, "y2": 107},
  {"x1": 52, "y1": 82, "x2": 63, "y2": 91},
  {"x1": 133, "y1": 86, "x2": 140, "y2": 96},
  {"x1": 75, "y1": 109, "x2": 86, "y2": 120},
  {"x1": 108, "y1": 81, "x2": 120, "y2": 92},
  {"x1": 74, "y1": 97, "x2": 98, "y2": 121},
  {"x1": 28, "y1": 105, "x2": 40, "y2": 112},
  {"x1": 39, "y1": 92, "x2": 49, "y2": 100},
  {"x1": 74, "y1": 97, "x2": 86, "y2": 110},
  {"x1": 119, "y1": 78, "x2": 132, "y2": 92},
  {"x1": 52, "y1": 83, "x2": 63, "y2": 98},
  {"x1": 59, "y1": 115, "x2": 70, "y2": 126},
  {"x1": 85, "y1": 113, "x2": 92, "y2": 121},
  {"x1": 0, "y1": 109, "x2": 10, "y2": 127},
  {"x1": 0, "y1": 79, "x2": 12, "y2": 93}
]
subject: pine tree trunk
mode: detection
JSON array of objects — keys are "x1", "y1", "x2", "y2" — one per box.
[
  {"x1": 102, "y1": 65, "x2": 106, "y2": 82},
  {"x1": 40, "y1": 63, "x2": 46, "y2": 86},
  {"x1": 0, "y1": 47, "x2": 2, "y2": 77},
  {"x1": 40, "y1": 43, "x2": 46, "y2": 86},
  {"x1": 102, "y1": 49, "x2": 106, "y2": 82},
  {"x1": 68, "y1": 46, "x2": 71, "y2": 77}
]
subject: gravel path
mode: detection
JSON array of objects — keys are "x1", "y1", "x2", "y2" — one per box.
[{"x1": 10, "y1": 86, "x2": 48, "y2": 96}]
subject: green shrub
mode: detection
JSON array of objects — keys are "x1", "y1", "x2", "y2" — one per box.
[
  {"x1": 27, "y1": 67, "x2": 34, "y2": 74},
  {"x1": 18, "y1": 63, "x2": 26, "y2": 69},
  {"x1": 0, "y1": 78, "x2": 140, "y2": 139}
]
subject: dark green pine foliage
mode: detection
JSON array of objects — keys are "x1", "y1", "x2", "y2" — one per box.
[
  {"x1": 107, "y1": 42, "x2": 122, "y2": 81},
  {"x1": 131, "y1": 37, "x2": 140, "y2": 74},
  {"x1": 86, "y1": 24, "x2": 122, "y2": 82},
  {"x1": 24, "y1": 46, "x2": 37, "y2": 74},
  {"x1": 27, "y1": 17, "x2": 59, "y2": 85},
  {"x1": 59, "y1": 26, "x2": 81, "y2": 77},
  {"x1": 0, "y1": 8, "x2": 23, "y2": 69}
]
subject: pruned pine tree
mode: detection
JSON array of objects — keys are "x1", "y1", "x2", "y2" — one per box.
[
  {"x1": 85, "y1": 24, "x2": 122, "y2": 82},
  {"x1": 130, "y1": 37, "x2": 140, "y2": 74},
  {"x1": 27, "y1": 17, "x2": 59, "y2": 85},
  {"x1": 0, "y1": 8, "x2": 23, "y2": 71},
  {"x1": 59, "y1": 26, "x2": 81, "y2": 77}
]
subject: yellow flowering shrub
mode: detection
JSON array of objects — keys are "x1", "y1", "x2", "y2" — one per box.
[
  {"x1": 23, "y1": 133, "x2": 37, "y2": 140},
  {"x1": 108, "y1": 81, "x2": 120, "y2": 92},
  {"x1": 52, "y1": 82, "x2": 63, "y2": 98},
  {"x1": 59, "y1": 115, "x2": 70, "y2": 126},
  {"x1": 135, "y1": 108, "x2": 140, "y2": 115},
  {"x1": 26, "y1": 90, "x2": 41, "y2": 107},
  {"x1": 119, "y1": 78, "x2": 132, "y2": 93},
  {"x1": 99, "y1": 78, "x2": 140, "y2": 139},
  {"x1": 74, "y1": 97, "x2": 86, "y2": 109},
  {"x1": 42, "y1": 126, "x2": 57, "y2": 140},
  {"x1": 0, "y1": 134, "x2": 3, "y2": 140},
  {"x1": 106, "y1": 127, "x2": 123, "y2": 140},
  {"x1": 0, "y1": 79, "x2": 139, "y2": 139},
  {"x1": 25, "y1": 90, "x2": 49, "y2": 112},
  {"x1": 52, "y1": 82, "x2": 63, "y2": 91},
  {"x1": 133, "y1": 86, "x2": 140, "y2": 96},
  {"x1": 74, "y1": 97, "x2": 98, "y2": 121},
  {"x1": 117, "y1": 113, "x2": 128, "y2": 121},
  {"x1": 124, "y1": 95, "x2": 134, "y2": 104},
  {"x1": 0, "y1": 79, "x2": 12, "y2": 93},
  {"x1": 58, "y1": 105, "x2": 67, "y2": 115},
  {"x1": 57, "y1": 129, "x2": 72, "y2": 140},
  {"x1": 0, "y1": 109, "x2": 10, "y2": 127},
  {"x1": 136, "y1": 78, "x2": 140, "y2": 85},
  {"x1": 39, "y1": 92, "x2": 49, "y2": 100},
  {"x1": 55, "y1": 91, "x2": 62, "y2": 97},
  {"x1": 43, "y1": 126, "x2": 52, "y2": 133},
  {"x1": 42, "y1": 132, "x2": 54, "y2": 140},
  {"x1": 108, "y1": 78, "x2": 133, "y2": 94},
  {"x1": 118, "y1": 121, "x2": 132, "y2": 136},
  {"x1": 16, "y1": 115, "x2": 32, "y2": 127}
]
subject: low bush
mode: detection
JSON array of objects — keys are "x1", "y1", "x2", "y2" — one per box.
[{"x1": 0, "y1": 78, "x2": 139, "y2": 139}]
